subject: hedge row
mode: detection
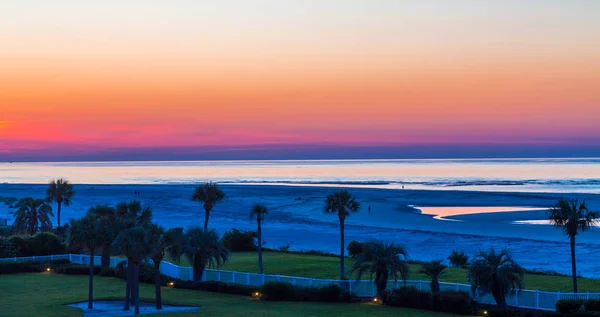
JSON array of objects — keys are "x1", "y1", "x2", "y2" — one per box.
[
  {"x1": 0, "y1": 233, "x2": 66, "y2": 257},
  {"x1": 0, "y1": 259, "x2": 71, "y2": 274},
  {"x1": 259, "y1": 281, "x2": 359, "y2": 302},
  {"x1": 557, "y1": 300, "x2": 600, "y2": 314},
  {"x1": 384, "y1": 286, "x2": 472, "y2": 315}
]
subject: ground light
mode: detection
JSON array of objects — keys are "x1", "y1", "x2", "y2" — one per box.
[
  {"x1": 373, "y1": 297, "x2": 380, "y2": 303},
  {"x1": 45, "y1": 268, "x2": 51, "y2": 272},
  {"x1": 167, "y1": 282, "x2": 175, "y2": 287},
  {"x1": 252, "y1": 292, "x2": 261, "y2": 298},
  {"x1": 482, "y1": 310, "x2": 488, "y2": 316}
]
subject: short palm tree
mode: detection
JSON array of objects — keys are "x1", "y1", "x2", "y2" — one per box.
[
  {"x1": 419, "y1": 260, "x2": 447, "y2": 293},
  {"x1": 12, "y1": 197, "x2": 53, "y2": 235},
  {"x1": 448, "y1": 250, "x2": 469, "y2": 268},
  {"x1": 46, "y1": 178, "x2": 74, "y2": 228},
  {"x1": 67, "y1": 214, "x2": 104, "y2": 309},
  {"x1": 468, "y1": 248, "x2": 524, "y2": 308},
  {"x1": 116, "y1": 200, "x2": 153, "y2": 227},
  {"x1": 250, "y1": 204, "x2": 268, "y2": 274},
  {"x1": 351, "y1": 240, "x2": 409, "y2": 299},
  {"x1": 183, "y1": 227, "x2": 228, "y2": 282},
  {"x1": 549, "y1": 198, "x2": 598, "y2": 293},
  {"x1": 192, "y1": 182, "x2": 225, "y2": 230},
  {"x1": 147, "y1": 224, "x2": 184, "y2": 310},
  {"x1": 324, "y1": 190, "x2": 360, "y2": 280},
  {"x1": 113, "y1": 227, "x2": 153, "y2": 315}
]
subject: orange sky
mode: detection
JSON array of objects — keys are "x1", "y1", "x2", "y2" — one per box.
[{"x1": 1, "y1": 1, "x2": 600, "y2": 159}]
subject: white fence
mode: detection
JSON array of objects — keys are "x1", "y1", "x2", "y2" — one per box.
[{"x1": 2, "y1": 254, "x2": 598, "y2": 311}]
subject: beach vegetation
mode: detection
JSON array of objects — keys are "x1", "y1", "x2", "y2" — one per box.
[
  {"x1": 324, "y1": 190, "x2": 360, "y2": 280},
  {"x1": 45, "y1": 178, "x2": 74, "y2": 228},
  {"x1": 448, "y1": 250, "x2": 469, "y2": 268},
  {"x1": 548, "y1": 198, "x2": 598, "y2": 293},
  {"x1": 250, "y1": 204, "x2": 268, "y2": 274},
  {"x1": 221, "y1": 228, "x2": 257, "y2": 252},
  {"x1": 419, "y1": 260, "x2": 447, "y2": 293},
  {"x1": 192, "y1": 182, "x2": 225, "y2": 230},
  {"x1": 467, "y1": 247, "x2": 524, "y2": 308},
  {"x1": 347, "y1": 240, "x2": 364, "y2": 258},
  {"x1": 183, "y1": 227, "x2": 228, "y2": 283},
  {"x1": 351, "y1": 239, "x2": 409, "y2": 299},
  {"x1": 11, "y1": 197, "x2": 53, "y2": 235}
]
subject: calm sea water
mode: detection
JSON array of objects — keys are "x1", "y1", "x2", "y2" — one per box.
[{"x1": 2, "y1": 158, "x2": 599, "y2": 193}]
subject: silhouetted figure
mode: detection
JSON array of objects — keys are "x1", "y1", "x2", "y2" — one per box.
[{"x1": 368, "y1": 205, "x2": 371, "y2": 214}]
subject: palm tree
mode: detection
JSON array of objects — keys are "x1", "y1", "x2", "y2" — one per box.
[
  {"x1": 113, "y1": 227, "x2": 153, "y2": 315},
  {"x1": 147, "y1": 224, "x2": 183, "y2": 310},
  {"x1": 11, "y1": 197, "x2": 53, "y2": 235},
  {"x1": 549, "y1": 198, "x2": 598, "y2": 293},
  {"x1": 192, "y1": 182, "x2": 225, "y2": 230},
  {"x1": 67, "y1": 214, "x2": 104, "y2": 309},
  {"x1": 46, "y1": 178, "x2": 74, "y2": 228},
  {"x1": 448, "y1": 250, "x2": 469, "y2": 268},
  {"x1": 88, "y1": 205, "x2": 119, "y2": 268},
  {"x1": 419, "y1": 260, "x2": 447, "y2": 293},
  {"x1": 324, "y1": 190, "x2": 360, "y2": 280},
  {"x1": 352, "y1": 239, "x2": 409, "y2": 299},
  {"x1": 183, "y1": 227, "x2": 228, "y2": 282},
  {"x1": 116, "y1": 200, "x2": 153, "y2": 227},
  {"x1": 468, "y1": 248, "x2": 524, "y2": 308},
  {"x1": 250, "y1": 204, "x2": 268, "y2": 274}
]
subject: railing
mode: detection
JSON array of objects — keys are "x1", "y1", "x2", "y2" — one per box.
[{"x1": 2, "y1": 254, "x2": 595, "y2": 311}]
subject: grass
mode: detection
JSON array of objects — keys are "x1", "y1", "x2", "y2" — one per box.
[
  {"x1": 171, "y1": 251, "x2": 600, "y2": 293},
  {"x1": 0, "y1": 273, "x2": 468, "y2": 317}
]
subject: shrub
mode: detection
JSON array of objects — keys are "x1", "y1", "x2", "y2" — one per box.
[
  {"x1": 221, "y1": 228, "x2": 257, "y2": 251},
  {"x1": 386, "y1": 286, "x2": 433, "y2": 310},
  {"x1": 347, "y1": 240, "x2": 363, "y2": 258},
  {"x1": 315, "y1": 284, "x2": 344, "y2": 302},
  {"x1": 27, "y1": 232, "x2": 65, "y2": 256},
  {"x1": 99, "y1": 267, "x2": 117, "y2": 277},
  {"x1": 0, "y1": 259, "x2": 71, "y2": 274},
  {"x1": 55, "y1": 264, "x2": 102, "y2": 275},
  {"x1": 435, "y1": 290, "x2": 472, "y2": 315},
  {"x1": 199, "y1": 280, "x2": 258, "y2": 296},
  {"x1": 261, "y1": 281, "x2": 298, "y2": 301},
  {"x1": 0, "y1": 237, "x2": 16, "y2": 257},
  {"x1": 7, "y1": 236, "x2": 28, "y2": 256},
  {"x1": 487, "y1": 307, "x2": 516, "y2": 317},
  {"x1": 585, "y1": 300, "x2": 600, "y2": 312},
  {"x1": 557, "y1": 300, "x2": 585, "y2": 314},
  {"x1": 448, "y1": 250, "x2": 469, "y2": 268}
]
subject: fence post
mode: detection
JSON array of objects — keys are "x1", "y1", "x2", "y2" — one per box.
[
  {"x1": 32, "y1": 255, "x2": 35, "y2": 261},
  {"x1": 277, "y1": 274, "x2": 281, "y2": 282},
  {"x1": 232, "y1": 271, "x2": 235, "y2": 283},
  {"x1": 80, "y1": 254, "x2": 83, "y2": 264},
  {"x1": 587, "y1": 292, "x2": 590, "y2": 300},
  {"x1": 557, "y1": 291, "x2": 561, "y2": 302},
  {"x1": 308, "y1": 278, "x2": 313, "y2": 286},
  {"x1": 455, "y1": 283, "x2": 459, "y2": 292},
  {"x1": 247, "y1": 272, "x2": 250, "y2": 285},
  {"x1": 515, "y1": 292, "x2": 519, "y2": 306},
  {"x1": 261, "y1": 274, "x2": 265, "y2": 284},
  {"x1": 69, "y1": 254, "x2": 72, "y2": 262},
  {"x1": 51, "y1": 255, "x2": 54, "y2": 260},
  {"x1": 348, "y1": 280, "x2": 352, "y2": 292},
  {"x1": 202, "y1": 270, "x2": 206, "y2": 282},
  {"x1": 217, "y1": 270, "x2": 221, "y2": 282},
  {"x1": 372, "y1": 281, "x2": 376, "y2": 297},
  {"x1": 188, "y1": 268, "x2": 192, "y2": 281},
  {"x1": 418, "y1": 280, "x2": 422, "y2": 290},
  {"x1": 396, "y1": 280, "x2": 399, "y2": 289},
  {"x1": 13, "y1": 256, "x2": 16, "y2": 262},
  {"x1": 292, "y1": 277, "x2": 296, "y2": 285},
  {"x1": 536, "y1": 290, "x2": 539, "y2": 310}
]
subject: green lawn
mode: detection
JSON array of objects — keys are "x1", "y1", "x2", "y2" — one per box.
[
  {"x1": 0, "y1": 273, "x2": 468, "y2": 317},
  {"x1": 171, "y1": 251, "x2": 600, "y2": 293}
]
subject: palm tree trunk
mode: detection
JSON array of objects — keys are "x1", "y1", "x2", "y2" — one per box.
[
  {"x1": 133, "y1": 262, "x2": 140, "y2": 315},
  {"x1": 57, "y1": 202, "x2": 62, "y2": 228},
  {"x1": 203, "y1": 208, "x2": 210, "y2": 230},
  {"x1": 88, "y1": 250, "x2": 94, "y2": 309},
  {"x1": 258, "y1": 219, "x2": 263, "y2": 274},
  {"x1": 193, "y1": 254, "x2": 205, "y2": 282},
  {"x1": 570, "y1": 235, "x2": 578, "y2": 293},
  {"x1": 124, "y1": 259, "x2": 131, "y2": 310},
  {"x1": 492, "y1": 274, "x2": 507, "y2": 308},
  {"x1": 101, "y1": 245, "x2": 111, "y2": 268},
  {"x1": 154, "y1": 261, "x2": 162, "y2": 310},
  {"x1": 339, "y1": 217, "x2": 345, "y2": 281}
]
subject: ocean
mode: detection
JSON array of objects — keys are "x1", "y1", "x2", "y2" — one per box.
[{"x1": 2, "y1": 158, "x2": 600, "y2": 193}]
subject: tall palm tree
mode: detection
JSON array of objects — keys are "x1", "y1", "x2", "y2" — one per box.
[
  {"x1": 11, "y1": 197, "x2": 53, "y2": 235},
  {"x1": 250, "y1": 204, "x2": 268, "y2": 274},
  {"x1": 419, "y1": 260, "x2": 447, "y2": 293},
  {"x1": 116, "y1": 200, "x2": 153, "y2": 227},
  {"x1": 324, "y1": 190, "x2": 360, "y2": 280},
  {"x1": 468, "y1": 248, "x2": 524, "y2": 308},
  {"x1": 113, "y1": 227, "x2": 153, "y2": 315},
  {"x1": 548, "y1": 198, "x2": 598, "y2": 293},
  {"x1": 67, "y1": 214, "x2": 104, "y2": 309},
  {"x1": 88, "y1": 205, "x2": 119, "y2": 267},
  {"x1": 351, "y1": 239, "x2": 409, "y2": 299},
  {"x1": 147, "y1": 224, "x2": 183, "y2": 310},
  {"x1": 46, "y1": 178, "x2": 75, "y2": 228},
  {"x1": 183, "y1": 227, "x2": 228, "y2": 282},
  {"x1": 192, "y1": 182, "x2": 225, "y2": 230}
]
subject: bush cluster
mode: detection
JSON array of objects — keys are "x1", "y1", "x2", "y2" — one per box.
[
  {"x1": 557, "y1": 300, "x2": 600, "y2": 314},
  {"x1": 0, "y1": 233, "x2": 65, "y2": 257},
  {"x1": 384, "y1": 286, "x2": 472, "y2": 315},
  {"x1": 260, "y1": 281, "x2": 358, "y2": 302},
  {"x1": 0, "y1": 259, "x2": 70, "y2": 274},
  {"x1": 54, "y1": 264, "x2": 102, "y2": 275},
  {"x1": 173, "y1": 279, "x2": 259, "y2": 296},
  {"x1": 221, "y1": 228, "x2": 257, "y2": 251}
]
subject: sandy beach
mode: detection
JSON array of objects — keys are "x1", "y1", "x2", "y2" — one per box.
[{"x1": 1, "y1": 183, "x2": 599, "y2": 277}]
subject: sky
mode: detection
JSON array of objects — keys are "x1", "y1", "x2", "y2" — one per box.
[{"x1": 1, "y1": 1, "x2": 600, "y2": 161}]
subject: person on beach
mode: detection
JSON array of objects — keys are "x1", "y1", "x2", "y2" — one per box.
[{"x1": 368, "y1": 205, "x2": 371, "y2": 214}]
